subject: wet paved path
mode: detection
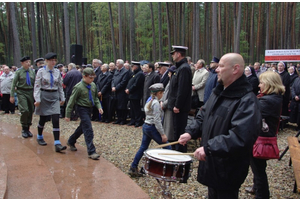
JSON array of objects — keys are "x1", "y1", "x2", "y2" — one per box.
[{"x1": 0, "y1": 120, "x2": 149, "y2": 199}]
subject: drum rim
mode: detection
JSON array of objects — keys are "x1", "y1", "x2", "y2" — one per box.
[{"x1": 144, "y1": 149, "x2": 192, "y2": 163}]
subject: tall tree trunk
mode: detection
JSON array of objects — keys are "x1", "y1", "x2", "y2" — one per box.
[
  {"x1": 192, "y1": 3, "x2": 196, "y2": 61},
  {"x1": 256, "y1": 3, "x2": 262, "y2": 61},
  {"x1": 150, "y1": 2, "x2": 156, "y2": 62},
  {"x1": 129, "y1": 2, "x2": 136, "y2": 61},
  {"x1": 42, "y1": 3, "x2": 50, "y2": 52},
  {"x1": 250, "y1": 3, "x2": 254, "y2": 63},
  {"x1": 118, "y1": 3, "x2": 123, "y2": 59},
  {"x1": 158, "y1": 2, "x2": 163, "y2": 61},
  {"x1": 181, "y1": 2, "x2": 185, "y2": 45},
  {"x1": 108, "y1": 3, "x2": 117, "y2": 62},
  {"x1": 166, "y1": 3, "x2": 172, "y2": 62},
  {"x1": 265, "y1": 3, "x2": 270, "y2": 50},
  {"x1": 234, "y1": 2, "x2": 242, "y2": 53},
  {"x1": 75, "y1": 2, "x2": 80, "y2": 44},
  {"x1": 218, "y1": 2, "x2": 223, "y2": 57},
  {"x1": 204, "y1": 2, "x2": 209, "y2": 61},
  {"x1": 0, "y1": 7, "x2": 8, "y2": 63},
  {"x1": 30, "y1": 2, "x2": 37, "y2": 59},
  {"x1": 273, "y1": 3, "x2": 278, "y2": 49},
  {"x1": 291, "y1": 2, "x2": 296, "y2": 49},
  {"x1": 8, "y1": 2, "x2": 21, "y2": 66},
  {"x1": 63, "y1": 2, "x2": 70, "y2": 64},
  {"x1": 280, "y1": 3, "x2": 284, "y2": 48},
  {"x1": 212, "y1": 2, "x2": 218, "y2": 57},
  {"x1": 36, "y1": 3, "x2": 43, "y2": 56},
  {"x1": 195, "y1": 2, "x2": 200, "y2": 62},
  {"x1": 81, "y1": 3, "x2": 86, "y2": 57}
]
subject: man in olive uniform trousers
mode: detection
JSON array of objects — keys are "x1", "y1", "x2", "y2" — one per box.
[
  {"x1": 10, "y1": 56, "x2": 35, "y2": 138},
  {"x1": 125, "y1": 61, "x2": 145, "y2": 127},
  {"x1": 168, "y1": 46, "x2": 192, "y2": 152}
]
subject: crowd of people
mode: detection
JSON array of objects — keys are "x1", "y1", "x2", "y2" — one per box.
[{"x1": 0, "y1": 47, "x2": 299, "y2": 198}]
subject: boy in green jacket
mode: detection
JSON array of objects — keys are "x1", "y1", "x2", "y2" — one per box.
[{"x1": 65, "y1": 68, "x2": 103, "y2": 160}]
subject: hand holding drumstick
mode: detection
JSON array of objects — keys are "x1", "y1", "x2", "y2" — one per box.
[{"x1": 178, "y1": 133, "x2": 206, "y2": 161}]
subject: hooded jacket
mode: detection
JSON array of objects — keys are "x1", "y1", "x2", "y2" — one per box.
[{"x1": 185, "y1": 74, "x2": 262, "y2": 190}]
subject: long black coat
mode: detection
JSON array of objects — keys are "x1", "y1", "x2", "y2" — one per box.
[
  {"x1": 289, "y1": 77, "x2": 300, "y2": 123},
  {"x1": 160, "y1": 72, "x2": 169, "y2": 88},
  {"x1": 279, "y1": 71, "x2": 290, "y2": 116},
  {"x1": 126, "y1": 67, "x2": 145, "y2": 100},
  {"x1": 168, "y1": 58, "x2": 192, "y2": 112},
  {"x1": 185, "y1": 75, "x2": 261, "y2": 190},
  {"x1": 96, "y1": 71, "x2": 113, "y2": 98},
  {"x1": 143, "y1": 71, "x2": 160, "y2": 105},
  {"x1": 93, "y1": 67, "x2": 102, "y2": 84},
  {"x1": 111, "y1": 67, "x2": 130, "y2": 109},
  {"x1": 258, "y1": 93, "x2": 282, "y2": 137}
]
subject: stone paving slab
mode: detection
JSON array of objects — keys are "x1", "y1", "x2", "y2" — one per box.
[{"x1": 0, "y1": 120, "x2": 149, "y2": 199}]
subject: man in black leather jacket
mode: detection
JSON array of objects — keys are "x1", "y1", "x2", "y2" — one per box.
[{"x1": 179, "y1": 53, "x2": 262, "y2": 198}]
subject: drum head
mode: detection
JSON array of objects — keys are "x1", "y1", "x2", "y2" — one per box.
[{"x1": 144, "y1": 149, "x2": 192, "y2": 162}]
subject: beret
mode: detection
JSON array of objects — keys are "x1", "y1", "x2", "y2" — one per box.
[
  {"x1": 20, "y1": 56, "x2": 30, "y2": 62},
  {"x1": 83, "y1": 67, "x2": 95, "y2": 76},
  {"x1": 45, "y1": 52, "x2": 57, "y2": 60}
]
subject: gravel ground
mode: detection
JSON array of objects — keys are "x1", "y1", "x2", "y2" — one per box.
[{"x1": 2, "y1": 113, "x2": 300, "y2": 199}]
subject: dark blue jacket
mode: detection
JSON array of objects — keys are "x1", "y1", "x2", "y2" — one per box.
[{"x1": 63, "y1": 68, "x2": 82, "y2": 97}]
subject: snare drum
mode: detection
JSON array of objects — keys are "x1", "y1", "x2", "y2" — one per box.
[{"x1": 143, "y1": 149, "x2": 193, "y2": 182}]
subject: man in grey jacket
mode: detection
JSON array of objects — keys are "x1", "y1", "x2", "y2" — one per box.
[
  {"x1": 0, "y1": 66, "x2": 15, "y2": 114},
  {"x1": 179, "y1": 53, "x2": 261, "y2": 198}
]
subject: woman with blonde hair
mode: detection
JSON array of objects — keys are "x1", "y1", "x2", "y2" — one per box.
[
  {"x1": 246, "y1": 71, "x2": 285, "y2": 198},
  {"x1": 129, "y1": 83, "x2": 171, "y2": 177}
]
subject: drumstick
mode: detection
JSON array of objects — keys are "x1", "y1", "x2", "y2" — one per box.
[
  {"x1": 158, "y1": 153, "x2": 194, "y2": 156},
  {"x1": 153, "y1": 141, "x2": 179, "y2": 149}
]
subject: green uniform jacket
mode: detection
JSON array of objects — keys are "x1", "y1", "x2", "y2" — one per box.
[
  {"x1": 65, "y1": 80, "x2": 102, "y2": 118},
  {"x1": 11, "y1": 68, "x2": 35, "y2": 94}
]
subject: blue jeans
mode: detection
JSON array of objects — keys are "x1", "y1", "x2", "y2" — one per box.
[
  {"x1": 131, "y1": 123, "x2": 171, "y2": 168},
  {"x1": 68, "y1": 106, "x2": 96, "y2": 155}
]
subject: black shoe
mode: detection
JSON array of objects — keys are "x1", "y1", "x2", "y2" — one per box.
[
  {"x1": 245, "y1": 186, "x2": 255, "y2": 195},
  {"x1": 22, "y1": 130, "x2": 28, "y2": 138},
  {"x1": 119, "y1": 121, "x2": 126, "y2": 125},
  {"x1": 37, "y1": 138, "x2": 47, "y2": 146},
  {"x1": 27, "y1": 130, "x2": 33, "y2": 137},
  {"x1": 55, "y1": 144, "x2": 67, "y2": 152},
  {"x1": 135, "y1": 123, "x2": 143, "y2": 127},
  {"x1": 88, "y1": 153, "x2": 100, "y2": 160},
  {"x1": 113, "y1": 120, "x2": 121, "y2": 124},
  {"x1": 67, "y1": 142, "x2": 77, "y2": 151},
  {"x1": 11, "y1": 111, "x2": 15, "y2": 114},
  {"x1": 105, "y1": 120, "x2": 110, "y2": 123},
  {"x1": 128, "y1": 167, "x2": 143, "y2": 177},
  {"x1": 127, "y1": 122, "x2": 135, "y2": 126}
]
